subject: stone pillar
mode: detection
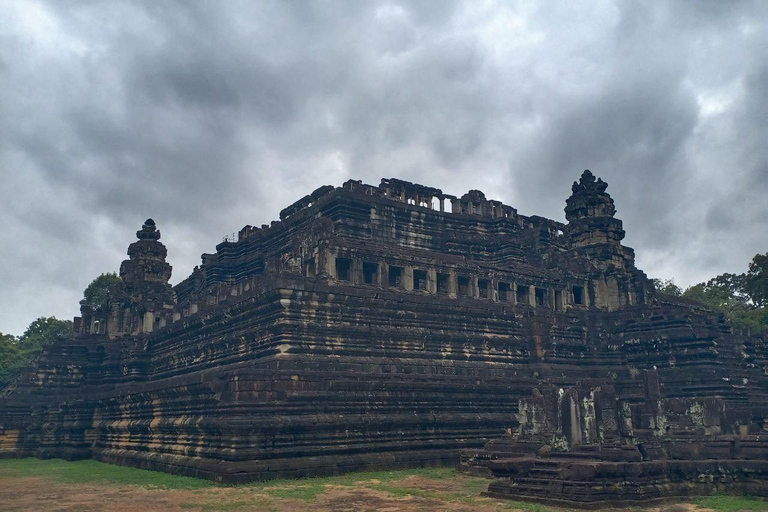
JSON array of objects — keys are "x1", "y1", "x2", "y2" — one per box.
[
  {"x1": 511, "y1": 282, "x2": 517, "y2": 305},
  {"x1": 403, "y1": 265, "x2": 414, "y2": 291},
  {"x1": 439, "y1": 198, "x2": 445, "y2": 212},
  {"x1": 448, "y1": 271, "x2": 457, "y2": 298},
  {"x1": 353, "y1": 257, "x2": 362, "y2": 285},
  {"x1": 143, "y1": 311, "x2": 154, "y2": 334},
  {"x1": 529, "y1": 286, "x2": 536, "y2": 308}
]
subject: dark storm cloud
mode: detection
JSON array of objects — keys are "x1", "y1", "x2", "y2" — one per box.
[{"x1": 0, "y1": 0, "x2": 767, "y2": 334}]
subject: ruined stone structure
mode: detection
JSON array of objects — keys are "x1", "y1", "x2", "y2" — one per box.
[{"x1": 0, "y1": 171, "x2": 766, "y2": 501}]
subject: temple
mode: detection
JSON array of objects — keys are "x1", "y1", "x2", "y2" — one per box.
[{"x1": 0, "y1": 171, "x2": 766, "y2": 503}]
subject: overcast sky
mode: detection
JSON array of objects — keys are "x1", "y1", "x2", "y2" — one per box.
[{"x1": 1, "y1": 1, "x2": 766, "y2": 335}]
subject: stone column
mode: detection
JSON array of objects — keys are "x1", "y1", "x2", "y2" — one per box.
[
  {"x1": 143, "y1": 311, "x2": 154, "y2": 334},
  {"x1": 403, "y1": 265, "x2": 414, "y2": 291}
]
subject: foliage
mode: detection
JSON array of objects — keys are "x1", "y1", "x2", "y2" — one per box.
[
  {"x1": 652, "y1": 278, "x2": 682, "y2": 296},
  {"x1": 0, "y1": 317, "x2": 72, "y2": 388},
  {"x1": 656, "y1": 252, "x2": 768, "y2": 334},
  {"x1": 81, "y1": 272, "x2": 120, "y2": 311},
  {"x1": 745, "y1": 253, "x2": 768, "y2": 307}
]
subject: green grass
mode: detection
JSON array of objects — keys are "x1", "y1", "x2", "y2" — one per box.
[
  {"x1": 9, "y1": 458, "x2": 765, "y2": 512},
  {"x1": 0, "y1": 458, "x2": 213, "y2": 490},
  {"x1": 0, "y1": 458, "x2": 465, "y2": 497},
  {"x1": 694, "y1": 494, "x2": 768, "y2": 512}
]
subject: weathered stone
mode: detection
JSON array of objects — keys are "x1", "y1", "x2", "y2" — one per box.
[{"x1": 0, "y1": 171, "x2": 766, "y2": 503}]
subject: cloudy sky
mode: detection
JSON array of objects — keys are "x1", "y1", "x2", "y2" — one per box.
[{"x1": 1, "y1": 1, "x2": 766, "y2": 335}]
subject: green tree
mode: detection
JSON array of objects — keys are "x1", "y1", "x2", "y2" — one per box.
[
  {"x1": 744, "y1": 253, "x2": 768, "y2": 307},
  {"x1": 18, "y1": 316, "x2": 73, "y2": 351},
  {"x1": 0, "y1": 332, "x2": 20, "y2": 387},
  {"x1": 0, "y1": 317, "x2": 72, "y2": 388},
  {"x1": 652, "y1": 278, "x2": 682, "y2": 296},
  {"x1": 81, "y1": 272, "x2": 120, "y2": 311},
  {"x1": 681, "y1": 269, "x2": 767, "y2": 334}
]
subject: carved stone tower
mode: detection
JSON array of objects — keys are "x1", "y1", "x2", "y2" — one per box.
[
  {"x1": 106, "y1": 219, "x2": 175, "y2": 337},
  {"x1": 565, "y1": 169, "x2": 625, "y2": 253},
  {"x1": 564, "y1": 170, "x2": 650, "y2": 310}
]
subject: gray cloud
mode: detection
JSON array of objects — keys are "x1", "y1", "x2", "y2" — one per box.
[{"x1": 0, "y1": 0, "x2": 767, "y2": 335}]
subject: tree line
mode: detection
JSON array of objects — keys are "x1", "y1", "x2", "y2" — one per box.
[
  {"x1": 0, "y1": 273, "x2": 119, "y2": 388},
  {"x1": 653, "y1": 252, "x2": 768, "y2": 333}
]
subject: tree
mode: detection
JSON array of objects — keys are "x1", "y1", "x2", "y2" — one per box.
[
  {"x1": 652, "y1": 278, "x2": 682, "y2": 296},
  {"x1": 81, "y1": 272, "x2": 120, "y2": 311},
  {"x1": 18, "y1": 316, "x2": 73, "y2": 352},
  {"x1": 0, "y1": 317, "x2": 72, "y2": 388},
  {"x1": 744, "y1": 253, "x2": 768, "y2": 307},
  {"x1": 679, "y1": 268, "x2": 766, "y2": 334},
  {"x1": 0, "y1": 332, "x2": 20, "y2": 386}
]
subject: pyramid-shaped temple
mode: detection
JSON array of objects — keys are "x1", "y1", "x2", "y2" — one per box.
[{"x1": 0, "y1": 171, "x2": 766, "y2": 505}]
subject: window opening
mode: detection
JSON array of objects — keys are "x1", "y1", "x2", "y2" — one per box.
[
  {"x1": 498, "y1": 282, "x2": 510, "y2": 301},
  {"x1": 458, "y1": 275, "x2": 471, "y2": 297},
  {"x1": 363, "y1": 262, "x2": 378, "y2": 285},
  {"x1": 478, "y1": 279, "x2": 489, "y2": 299},
  {"x1": 413, "y1": 269, "x2": 428, "y2": 291},
  {"x1": 335, "y1": 257, "x2": 351, "y2": 281},
  {"x1": 388, "y1": 266, "x2": 403, "y2": 289},
  {"x1": 573, "y1": 285, "x2": 584, "y2": 305},
  {"x1": 437, "y1": 273, "x2": 450, "y2": 294},
  {"x1": 516, "y1": 285, "x2": 529, "y2": 305}
]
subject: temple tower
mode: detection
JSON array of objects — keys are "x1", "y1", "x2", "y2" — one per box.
[
  {"x1": 564, "y1": 170, "x2": 650, "y2": 310},
  {"x1": 106, "y1": 219, "x2": 175, "y2": 337}
]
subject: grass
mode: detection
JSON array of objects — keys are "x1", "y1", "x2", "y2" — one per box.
[
  {"x1": 1, "y1": 458, "x2": 766, "y2": 512},
  {"x1": 0, "y1": 458, "x2": 213, "y2": 490},
  {"x1": 694, "y1": 494, "x2": 768, "y2": 512}
]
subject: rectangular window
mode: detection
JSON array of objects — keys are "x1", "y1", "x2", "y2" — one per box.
[
  {"x1": 573, "y1": 285, "x2": 584, "y2": 305},
  {"x1": 458, "y1": 275, "x2": 471, "y2": 297},
  {"x1": 555, "y1": 290, "x2": 563, "y2": 311},
  {"x1": 535, "y1": 288, "x2": 547, "y2": 307},
  {"x1": 437, "y1": 273, "x2": 450, "y2": 294},
  {"x1": 478, "y1": 279, "x2": 489, "y2": 299},
  {"x1": 363, "y1": 262, "x2": 378, "y2": 285},
  {"x1": 388, "y1": 266, "x2": 403, "y2": 289},
  {"x1": 516, "y1": 285, "x2": 529, "y2": 305},
  {"x1": 335, "y1": 257, "x2": 351, "y2": 281},
  {"x1": 413, "y1": 269, "x2": 427, "y2": 291},
  {"x1": 304, "y1": 257, "x2": 316, "y2": 277},
  {"x1": 498, "y1": 282, "x2": 509, "y2": 301}
]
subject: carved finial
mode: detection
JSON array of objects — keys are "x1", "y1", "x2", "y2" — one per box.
[
  {"x1": 136, "y1": 219, "x2": 161, "y2": 240},
  {"x1": 572, "y1": 170, "x2": 608, "y2": 194}
]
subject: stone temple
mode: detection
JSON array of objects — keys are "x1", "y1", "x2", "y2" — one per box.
[{"x1": 0, "y1": 171, "x2": 766, "y2": 505}]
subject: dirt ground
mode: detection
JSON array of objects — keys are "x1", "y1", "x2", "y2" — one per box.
[{"x1": 0, "y1": 473, "x2": 720, "y2": 512}]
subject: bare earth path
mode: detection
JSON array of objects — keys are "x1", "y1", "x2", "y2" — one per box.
[{"x1": 0, "y1": 460, "x2": 762, "y2": 512}]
